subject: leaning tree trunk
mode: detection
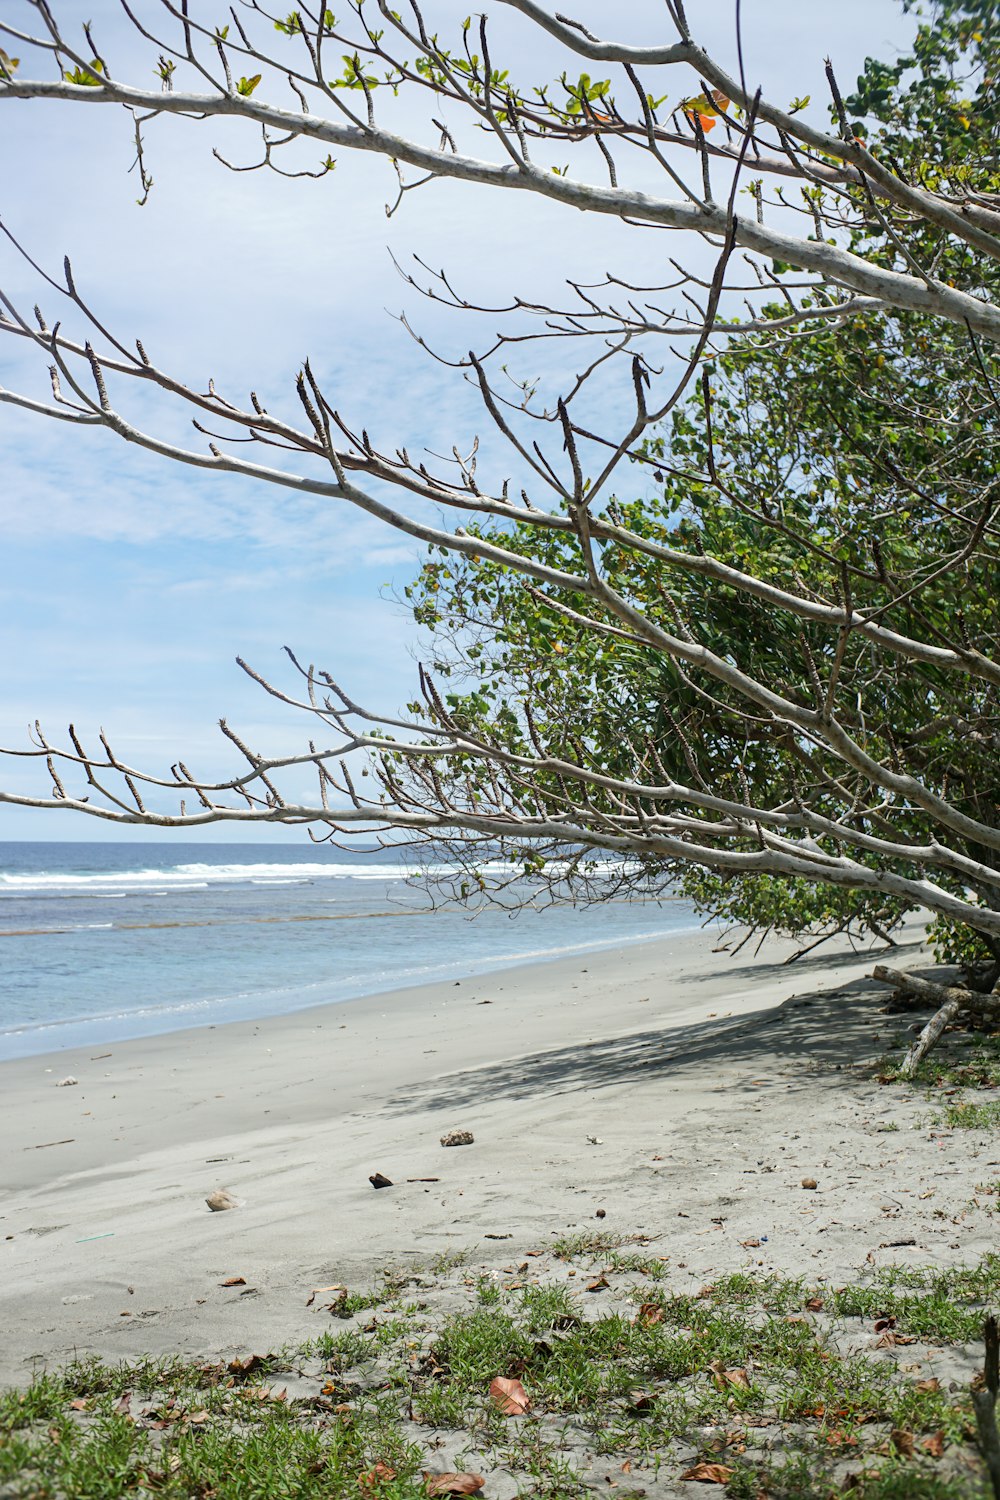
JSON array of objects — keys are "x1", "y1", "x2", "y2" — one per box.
[{"x1": 870, "y1": 966, "x2": 1000, "y2": 1076}]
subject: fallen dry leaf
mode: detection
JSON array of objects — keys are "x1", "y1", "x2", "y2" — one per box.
[
  {"x1": 628, "y1": 1389, "x2": 656, "y2": 1413},
  {"x1": 921, "y1": 1432, "x2": 945, "y2": 1458},
  {"x1": 876, "y1": 1330, "x2": 916, "y2": 1348},
  {"x1": 890, "y1": 1428, "x2": 914, "y2": 1457},
  {"x1": 915, "y1": 1378, "x2": 941, "y2": 1394},
  {"x1": 359, "y1": 1461, "x2": 397, "y2": 1490},
  {"x1": 489, "y1": 1375, "x2": 530, "y2": 1416},
  {"x1": 68, "y1": 1398, "x2": 89, "y2": 1412},
  {"x1": 184, "y1": 1409, "x2": 210, "y2": 1425},
  {"x1": 227, "y1": 1355, "x2": 265, "y2": 1377},
  {"x1": 220, "y1": 1277, "x2": 246, "y2": 1288},
  {"x1": 635, "y1": 1302, "x2": 664, "y2": 1327},
  {"x1": 874, "y1": 1316, "x2": 897, "y2": 1333},
  {"x1": 709, "y1": 1361, "x2": 750, "y2": 1391},
  {"x1": 586, "y1": 1274, "x2": 609, "y2": 1293},
  {"x1": 680, "y1": 1461, "x2": 733, "y2": 1483},
  {"x1": 423, "y1": 1473, "x2": 485, "y2": 1496},
  {"x1": 740, "y1": 1238, "x2": 762, "y2": 1249},
  {"x1": 806, "y1": 1297, "x2": 825, "y2": 1311}
]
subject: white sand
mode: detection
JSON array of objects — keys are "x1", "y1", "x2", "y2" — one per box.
[{"x1": 1, "y1": 923, "x2": 996, "y2": 1387}]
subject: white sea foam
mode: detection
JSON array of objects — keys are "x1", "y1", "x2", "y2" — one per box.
[
  {"x1": 0, "y1": 862, "x2": 417, "y2": 891},
  {"x1": 0, "y1": 857, "x2": 633, "y2": 894}
]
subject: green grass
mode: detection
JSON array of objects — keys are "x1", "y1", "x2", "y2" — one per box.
[
  {"x1": 1, "y1": 1256, "x2": 995, "y2": 1499},
  {"x1": 938, "y1": 1099, "x2": 1000, "y2": 1130},
  {"x1": 877, "y1": 1028, "x2": 1000, "y2": 1093}
]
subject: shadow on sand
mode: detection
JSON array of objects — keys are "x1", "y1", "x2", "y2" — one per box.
[{"x1": 386, "y1": 939, "x2": 937, "y2": 1116}]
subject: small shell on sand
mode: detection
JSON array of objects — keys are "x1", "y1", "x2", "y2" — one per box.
[
  {"x1": 440, "y1": 1130, "x2": 474, "y2": 1147},
  {"x1": 56, "y1": 1076, "x2": 78, "y2": 1088},
  {"x1": 206, "y1": 1188, "x2": 239, "y2": 1212}
]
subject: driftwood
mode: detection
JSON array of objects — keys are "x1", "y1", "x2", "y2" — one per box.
[
  {"x1": 871, "y1": 966, "x2": 1000, "y2": 1077},
  {"x1": 973, "y1": 1315, "x2": 1000, "y2": 1500}
]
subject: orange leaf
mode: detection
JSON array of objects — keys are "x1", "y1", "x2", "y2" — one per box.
[
  {"x1": 921, "y1": 1432, "x2": 945, "y2": 1458},
  {"x1": 489, "y1": 1375, "x2": 530, "y2": 1416},
  {"x1": 681, "y1": 90, "x2": 730, "y2": 133},
  {"x1": 806, "y1": 1297, "x2": 824, "y2": 1311},
  {"x1": 585, "y1": 1274, "x2": 609, "y2": 1293},
  {"x1": 680, "y1": 1462, "x2": 733, "y2": 1483},
  {"x1": 424, "y1": 1474, "x2": 485, "y2": 1496},
  {"x1": 359, "y1": 1462, "x2": 397, "y2": 1490},
  {"x1": 220, "y1": 1276, "x2": 246, "y2": 1288}
]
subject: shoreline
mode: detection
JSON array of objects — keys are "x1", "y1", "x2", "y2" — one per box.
[
  {"x1": 0, "y1": 911, "x2": 702, "y2": 1063},
  {"x1": 4, "y1": 918, "x2": 997, "y2": 1391}
]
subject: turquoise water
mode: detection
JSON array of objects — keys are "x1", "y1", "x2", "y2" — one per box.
[{"x1": 0, "y1": 843, "x2": 697, "y2": 1058}]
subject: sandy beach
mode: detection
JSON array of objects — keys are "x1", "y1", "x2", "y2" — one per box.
[{"x1": 2, "y1": 921, "x2": 997, "y2": 1390}]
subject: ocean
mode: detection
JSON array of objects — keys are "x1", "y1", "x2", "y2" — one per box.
[{"x1": 0, "y1": 842, "x2": 698, "y2": 1059}]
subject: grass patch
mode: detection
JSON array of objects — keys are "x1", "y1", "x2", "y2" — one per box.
[
  {"x1": 878, "y1": 1030, "x2": 1000, "y2": 1094},
  {"x1": 550, "y1": 1229, "x2": 653, "y2": 1261},
  {"x1": 1, "y1": 1256, "x2": 995, "y2": 1498},
  {"x1": 937, "y1": 1099, "x2": 1000, "y2": 1130}
]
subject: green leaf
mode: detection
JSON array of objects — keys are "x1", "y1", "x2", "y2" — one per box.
[
  {"x1": 63, "y1": 60, "x2": 105, "y2": 86},
  {"x1": 236, "y1": 73, "x2": 262, "y2": 96}
]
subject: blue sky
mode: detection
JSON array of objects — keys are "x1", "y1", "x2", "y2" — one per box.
[{"x1": 0, "y1": 0, "x2": 918, "y2": 840}]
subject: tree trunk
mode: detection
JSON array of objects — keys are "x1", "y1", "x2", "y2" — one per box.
[{"x1": 870, "y1": 966, "x2": 999, "y2": 1075}]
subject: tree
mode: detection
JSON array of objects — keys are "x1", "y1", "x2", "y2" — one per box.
[
  {"x1": 1, "y1": 0, "x2": 999, "y2": 998},
  {"x1": 407, "y1": 0, "x2": 1000, "y2": 966}
]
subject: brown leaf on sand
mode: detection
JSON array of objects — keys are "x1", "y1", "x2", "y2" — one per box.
[
  {"x1": 227, "y1": 1355, "x2": 265, "y2": 1378},
  {"x1": 680, "y1": 1462, "x2": 733, "y2": 1483},
  {"x1": 890, "y1": 1428, "x2": 914, "y2": 1457},
  {"x1": 585, "y1": 1273, "x2": 609, "y2": 1293},
  {"x1": 740, "y1": 1238, "x2": 761, "y2": 1249},
  {"x1": 709, "y1": 1360, "x2": 750, "y2": 1391},
  {"x1": 68, "y1": 1398, "x2": 89, "y2": 1412},
  {"x1": 220, "y1": 1277, "x2": 246, "y2": 1288},
  {"x1": 359, "y1": 1461, "x2": 397, "y2": 1490},
  {"x1": 806, "y1": 1297, "x2": 825, "y2": 1311},
  {"x1": 628, "y1": 1389, "x2": 656, "y2": 1413},
  {"x1": 369, "y1": 1173, "x2": 393, "y2": 1190},
  {"x1": 206, "y1": 1189, "x2": 238, "y2": 1212},
  {"x1": 921, "y1": 1432, "x2": 945, "y2": 1458},
  {"x1": 490, "y1": 1376, "x2": 530, "y2": 1415},
  {"x1": 873, "y1": 1316, "x2": 896, "y2": 1333},
  {"x1": 424, "y1": 1473, "x2": 485, "y2": 1496},
  {"x1": 915, "y1": 1378, "x2": 941, "y2": 1394},
  {"x1": 875, "y1": 1330, "x2": 916, "y2": 1348},
  {"x1": 635, "y1": 1303, "x2": 664, "y2": 1327}
]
